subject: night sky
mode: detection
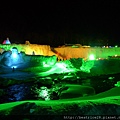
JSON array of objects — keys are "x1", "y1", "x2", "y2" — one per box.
[{"x1": 0, "y1": 0, "x2": 120, "y2": 47}]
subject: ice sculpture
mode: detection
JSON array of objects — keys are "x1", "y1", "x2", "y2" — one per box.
[
  {"x1": 0, "y1": 47, "x2": 24, "y2": 68},
  {"x1": 2, "y1": 37, "x2": 11, "y2": 44},
  {"x1": 80, "y1": 60, "x2": 95, "y2": 73}
]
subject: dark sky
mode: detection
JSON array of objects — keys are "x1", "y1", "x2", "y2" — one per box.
[{"x1": 0, "y1": 0, "x2": 120, "y2": 46}]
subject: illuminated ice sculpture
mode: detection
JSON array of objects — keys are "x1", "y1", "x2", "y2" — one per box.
[
  {"x1": 2, "y1": 37, "x2": 11, "y2": 44},
  {"x1": 11, "y1": 47, "x2": 18, "y2": 58},
  {"x1": 8, "y1": 47, "x2": 24, "y2": 68}
]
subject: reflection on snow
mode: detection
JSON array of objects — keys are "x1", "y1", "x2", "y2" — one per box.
[{"x1": 38, "y1": 62, "x2": 78, "y2": 76}]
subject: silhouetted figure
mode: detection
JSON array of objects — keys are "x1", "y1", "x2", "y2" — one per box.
[
  {"x1": 12, "y1": 67, "x2": 15, "y2": 72},
  {"x1": 32, "y1": 51, "x2": 35, "y2": 55}
]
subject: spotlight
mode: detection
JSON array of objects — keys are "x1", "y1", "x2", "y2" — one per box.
[{"x1": 89, "y1": 54, "x2": 95, "y2": 60}]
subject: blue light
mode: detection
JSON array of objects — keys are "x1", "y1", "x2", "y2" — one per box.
[
  {"x1": 11, "y1": 66, "x2": 17, "y2": 69},
  {"x1": 12, "y1": 53, "x2": 18, "y2": 58}
]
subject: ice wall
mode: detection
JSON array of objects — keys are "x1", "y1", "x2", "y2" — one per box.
[
  {"x1": 0, "y1": 48, "x2": 57, "y2": 69},
  {"x1": 0, "y1": 44, "x2": 56, "y2": 56},
  {"x1": 0, "y1": 44, "x2": 120, "y2": 59},
  {"x1": 54, "y1": 47, "x2": 120, "y2": 59}
]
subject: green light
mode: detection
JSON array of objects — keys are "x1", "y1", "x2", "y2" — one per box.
[
  {"x1": 80, "y1": 60, "x2": 94, "y2": 73},
  {"x1": 89, "y1": 54, "x2": 95, "y2": 60},
  {"x1": 115, "y1": 45, "x2": 118, "y2": 48},
  {"x1": 114, "y1": 81, "x2": 120, "y2": 87},
  {"x1": 38, "y1": 62, "x2": 77, "y2": 76},
  {"x1": 43, "y1": 62, "x2": 50, "y2": 67}
]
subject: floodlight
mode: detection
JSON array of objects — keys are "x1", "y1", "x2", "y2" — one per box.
[{"x1": 89, "y1": 54, "x2": 95, "y2": 60}]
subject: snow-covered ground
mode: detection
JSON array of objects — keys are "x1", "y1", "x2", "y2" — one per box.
[
  {"x1": 0, "y1": 47, "x2": 120, "y2": 118},
  {"x1": 0, "y1": 87, "x2": 120, "y2": 119}
]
